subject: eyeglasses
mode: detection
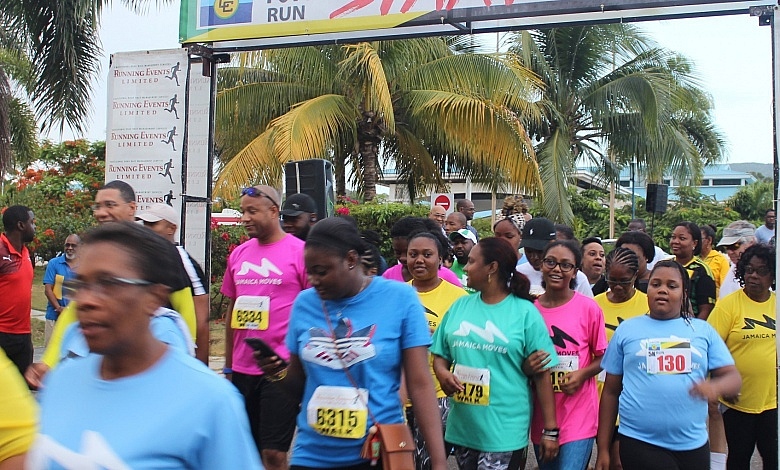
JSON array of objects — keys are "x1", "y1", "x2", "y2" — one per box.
[
  {"x1": 606, "y1": 275, "x2": 636, "y2": 286},
  {"x1": 241, "y1": 187, "x2": 278, "y2": 208},
  {"x1": 745, "y1": 265, "x2": 772, "y2": 276},
  {"x1": 63, "y1": 276, "x2": 154, "y2": 299},
  {"x1": 91, "y1": 201, "x2": 124, "y2": 211},
  {"x1": 64, "y1": 243, "x2": 78, "y2": 248},
  {"x1": 542, "y1": 258, "x2": 576, "y2": 272},
  {"x1": 724, "y1": 242, "x2": 742, "y2": 252}
]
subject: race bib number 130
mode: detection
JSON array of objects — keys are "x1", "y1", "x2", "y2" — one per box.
[
  {"x1": 231, "y1": 296, "x2": 270, "y2": 330},
  {"x1": 646, "y1": 338, "x2": 692, "y2": 374}
]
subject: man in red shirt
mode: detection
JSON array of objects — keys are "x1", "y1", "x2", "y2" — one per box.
[{"x1": 0, "y1": 206, "x2": 36, "y2": 376}]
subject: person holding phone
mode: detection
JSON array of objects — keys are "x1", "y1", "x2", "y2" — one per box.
[{"x1": 257, "y1": 217, "x2": 447, "y2": 470}]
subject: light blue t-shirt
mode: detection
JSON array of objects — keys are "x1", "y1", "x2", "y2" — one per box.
[
  {"x1": 286, "y1": 277, "x2": 431, "y2": 468},
  {"x1": 602, "y1": 315, "x2": 734, "y2": 451},
  {"x1": 430, "y1": 293, "x2": 558, "y2": 452},
  {"x1": 31, "y1": 348, "x2": 262, "y2": 469},
  {"x1": 58, "y1": 307, "x2": 194, "y2": 362},
  {"x1": 42, "y1": 255, "x2": 75, "y2": 320}
]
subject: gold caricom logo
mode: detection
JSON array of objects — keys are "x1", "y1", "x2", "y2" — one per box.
[{"x1": 214, "y1": 0, "x2": 237, "y2": 19}]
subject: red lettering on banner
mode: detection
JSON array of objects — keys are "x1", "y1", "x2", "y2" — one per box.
[{"x1": 330, "y1": 0, "x2": 515, "y2": 19}]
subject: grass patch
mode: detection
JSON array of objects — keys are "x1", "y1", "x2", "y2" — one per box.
[
  {"x1": 209, "y1": 321, "x2": 225, "y2": 357},
  {"x1": 32, "y1": 266, "x2": 48, "y2": 312},
  {"x1": 32, "y1": 318, "x2": 45, "y2": 348}
]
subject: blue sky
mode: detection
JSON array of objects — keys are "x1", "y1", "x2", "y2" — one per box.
[{"x1": 68, "y1": 3, "x2": 773, "y2": 165}]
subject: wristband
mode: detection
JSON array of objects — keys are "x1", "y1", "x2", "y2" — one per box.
[
  {"x1": 222, "y1": 367, "x2": 233, "y2": 374},
  {"x1": 542, "y1": 428, "x2": 560, "y2": 437},
  {"x1": 541, "y1": 435, "x2": 559, "y2": 441}
]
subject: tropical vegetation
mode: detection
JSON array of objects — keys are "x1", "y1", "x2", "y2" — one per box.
[
  {"x1": 213, "y1": 37, "x2": 542, "y2": 202},
  {"x1": 508, "y1": 25, "x2": 725, "y2": 223}
]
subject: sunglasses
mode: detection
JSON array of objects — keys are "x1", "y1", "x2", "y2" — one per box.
[
  {"x1": 241, "y1": 187, "x2": 278, "y2": 208},
  {"x1": 724, "y1": 242, "x2": 742, "y2": 252},
  {"x1": 745, "y1": 265, "x2": 772, "y2": 276}
]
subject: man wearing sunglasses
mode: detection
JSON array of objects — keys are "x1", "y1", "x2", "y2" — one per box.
[
  {"x1": 717, "y1": 220, "x2": 757, "y2": 299},
  {"x1": 221, "y1": 185, "x2": 308, "y2": 470},
  {"x1": 516, "y1": 218, "x2": 593, "y2": 298},
  {"x1": 42, "y1": 234, "x2": 80, "y2": 347}
]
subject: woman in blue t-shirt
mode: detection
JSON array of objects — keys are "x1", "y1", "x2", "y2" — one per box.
[
  {"x1": 257, "y1": 217, "x2": 447, "y2": 470},
  {"x1": 595, "y1": 260, "x2": 741, "y2": 470}
]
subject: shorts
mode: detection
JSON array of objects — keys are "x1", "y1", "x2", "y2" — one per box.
[
  {"x1": 0, "y1": 332, "x2": 33, "y2": 377},
  {"x1": 232, "y1": 371, "x2": 299, "y2": 453},
  {"x1": 453, "y1": 445, "x2": 528, "y2": 470}
]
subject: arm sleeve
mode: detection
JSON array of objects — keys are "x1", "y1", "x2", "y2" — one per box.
[
  {"x1": 42, "y1": 303, "x2": 78, "y2": 367},
  {"x1": 197, "y1": 385, "x2": 263, "y2": 469},
  {"x1": 525, "y1": 306, "x2": 559, "y2": 368},
  {"x1": 706, "y1": 296, "x2": 735, "y2": 340},
  {"x1": 400, "y1": 287, "x2": 431, "y2": 350},
  {"x1": 588, "y1": 301, "x2": 608, "y2": 356},
  {"x1": 42, "y1": 260, "x2": 56, "y2": 285},
  {"x1": 575, "y1": 271, "x2": 594, "y2": 298},
  {"x1": 601, "y1": 327, "x2": 625, "y2": 375},
  {"x1": 169, "y1": 288, "x2": 197, "y2": 339},
  {"x1": 705, "y1": 323, "x2": 736, "y2": 370}
]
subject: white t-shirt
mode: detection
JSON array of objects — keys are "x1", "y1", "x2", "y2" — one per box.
[
  {"x1": 755, "y1": 225, "x2": 774, "y2": 244},
  {"x1": 516, "y1": 263, "x2": 594, "y2": 298}
]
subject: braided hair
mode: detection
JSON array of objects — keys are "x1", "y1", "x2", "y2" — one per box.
[
  {"x1": 649, "y1": 260, "x2": 692, "y2": 320},
  {"x1": 605, "y1": 246, "x2": 640, "y2": 277},
  {"x1": 736, "y1": 244, "x2": 776, "y2": 290}
]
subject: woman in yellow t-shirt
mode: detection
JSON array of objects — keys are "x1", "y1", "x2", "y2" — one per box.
[
  {"x1": 0, "y1": 348, "x2": 37, "y2": 469},
  {"x1": 407, "y1": 231, "x2": 467, "y2": 470},
  {"x1": 594, "y1": 247, "x2": 647, "y2": 470},
  {"x1": 707, "y1": 244, "x2": 777, "y2": 470}
]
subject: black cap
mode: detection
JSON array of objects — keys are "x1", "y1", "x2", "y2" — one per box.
[
  {"x1": 281, "y1": 193, "x2": 317, "y2": 216},
  {"x1": 519, "y1": 217, "x2": 556, "y2": 251}
]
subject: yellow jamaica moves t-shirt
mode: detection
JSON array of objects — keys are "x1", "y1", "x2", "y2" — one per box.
[
  {"x1": 708, "y1": 289, "x2": 777, "y2": 413},
  {"x1": 409, "y1": 280, "x2": 468, "y2": 398},
  {"x1": 0, "y1": 349, "x2": 37, "y2": 462}
]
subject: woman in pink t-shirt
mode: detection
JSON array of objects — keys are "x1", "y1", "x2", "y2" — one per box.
[{"x1": 528, "y1": 239, "x2": 607, "y2": 470}]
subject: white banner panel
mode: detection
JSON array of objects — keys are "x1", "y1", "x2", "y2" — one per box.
[{"x1": 106, "y1": 48, "x2": 189, "y2": 238}]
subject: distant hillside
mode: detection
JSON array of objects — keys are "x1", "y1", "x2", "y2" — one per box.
[{"x1": 729, "y1": 162, "x2": 773, "y2": 180}]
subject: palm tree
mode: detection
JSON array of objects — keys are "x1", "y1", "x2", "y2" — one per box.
[
  {"x1": 213, "y1": 37, "x2": 543, "y2": 202},
  {"x1": 0, "y1": 42, "x2": 39, "y2": 175},
  {"x1": 509, "y1": 25, "x2": 724, "y2": 223}
]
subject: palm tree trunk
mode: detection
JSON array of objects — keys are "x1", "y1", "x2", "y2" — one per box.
[
  {"x1": 360, "y1": 139, "x2": 379, "y2": 201},
  {"x1": 334, "y1": 153, "x2": 346, "y2": 197}
]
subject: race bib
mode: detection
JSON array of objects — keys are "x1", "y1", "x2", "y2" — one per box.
[
  {"x1": 550, "y1": 354, "x2": 580, "y2": 393},
  {"x1": 231, "y1": 296, "x2": 270, "y2": 330},
  {"x1": 645, "y1": 338, "x2": 692, "y2": 375},
  {"x1": 307, "y1": 386, "x2": 368, "y2": 439},
  {"x1": 452, "y1": 364, "x2": 490, "y2": 406}
]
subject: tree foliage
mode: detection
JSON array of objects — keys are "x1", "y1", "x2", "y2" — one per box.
[
  {"x1": 213, "y1": 37, "x2": 542, "y2": 202},
  {"x1": 1, "y1": 139, "x2": 104, "y2": 261},
  {"x1": 727, "y1": 180, "x2": 774, "y2": 223}
]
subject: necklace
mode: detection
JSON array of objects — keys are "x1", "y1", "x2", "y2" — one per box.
[{"x1": 330, "y1": 275, "x2": 372, "y2": 318}]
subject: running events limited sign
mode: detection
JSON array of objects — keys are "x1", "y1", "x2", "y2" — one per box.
[{"x1": 106, "y1": 49, "x2": 186, "y2": 217}]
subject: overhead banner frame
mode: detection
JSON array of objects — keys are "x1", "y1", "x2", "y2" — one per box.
[{"x1": 180, "y1": 0, "x2": 771, "y2": 51}]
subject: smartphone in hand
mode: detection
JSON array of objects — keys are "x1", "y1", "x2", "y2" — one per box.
[{"x1": 244, "y1": 338, "x2": 289, "y2": 367}]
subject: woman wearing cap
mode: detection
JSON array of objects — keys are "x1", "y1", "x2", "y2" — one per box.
[
  {"x1": 707, "y1": 244, "x2": 777, "y2": 470},
  {"x1": 449, "y1": 229, "x2": 477, "y2": 293},
  {"x1": 406, "y1": 231, "x2": 468, "y2": 469},
  {"x1": 257, "y1": 218, "x2": 447, "y2": 470},
  {"x1": 431, "y1": 237, "x2": 559, "y2": 470},
  {"x1": 717, "y1": 220, "x2": 758, "y2": 299},
  {"x1": 669, "y1": 221, "x2": 716, "y2": 319}
]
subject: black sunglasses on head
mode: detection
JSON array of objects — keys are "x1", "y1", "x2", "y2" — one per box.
[{"x1": 241, "y1": 187, "x2": 278, "y2": 208}]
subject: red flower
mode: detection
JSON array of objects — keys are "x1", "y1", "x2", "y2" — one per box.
[
  {"x1": 221, "y1": 232, "x2": 230, "y2": 241},
  {"x1": 43, "y1": 229, "x2": 55, "y2": 238},
  {"x1": 336, "y1": 206, "x2": 350, "y2": 216}
]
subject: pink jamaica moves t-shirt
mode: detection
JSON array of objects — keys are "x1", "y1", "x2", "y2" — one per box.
[
  {"x1": 221, "y1": 234, "x2": 308, "y2": 375},
  {"x1": 531, "y1": 292, "x2": 607, "y2": 445}
]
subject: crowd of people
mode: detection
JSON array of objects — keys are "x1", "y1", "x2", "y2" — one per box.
[{"x1": 0, "y1": 183, "x2": 776, "y2": 470}]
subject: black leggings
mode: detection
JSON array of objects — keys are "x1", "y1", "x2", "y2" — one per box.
[
  {"x1": 722, "y1": 407, "x2": 778, "y2": 470},
  {"x1": 618, "y1": 434, "x2": 709, "y2": 470}
]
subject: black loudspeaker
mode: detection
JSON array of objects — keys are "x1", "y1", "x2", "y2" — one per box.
[
  {"x1": 284, "y1": 159, "x2": 335, "y2": 220},
  {"x1": 645, "y1": 183, "x2": 668, "y2": 213}
]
